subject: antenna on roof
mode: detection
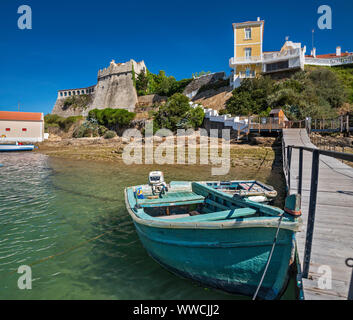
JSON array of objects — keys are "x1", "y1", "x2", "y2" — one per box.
[
  {"x1": 18, "y1": 102, "x2": 20, "y2": 112},
  {"x1": 285, "y1": 36, "x2": 289, "y2": 41},
  {"x1": 312, "y1": 29, "x2": 315, "y2": 52}
]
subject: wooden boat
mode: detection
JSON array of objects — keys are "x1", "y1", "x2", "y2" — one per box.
[
  {"x1": 125, "y1": 173, "x2": 302, "y2": 300},
  {"x1": 203, "y1": 180, "x2": 277, "y2": 203},
  {"x1": 0, "y1": 143, "x2": 35, "y2": 152}
]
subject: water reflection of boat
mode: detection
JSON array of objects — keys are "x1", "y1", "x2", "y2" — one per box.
[
  {"x1": 202, "y1": 180, "x2": 277, "y2": 204},
  {"x1": 0, "y1": 142, "x2": 35, "y2": 152},
  {"x1": 124, "y1": 172, "x2": 302, "y2": 300}
]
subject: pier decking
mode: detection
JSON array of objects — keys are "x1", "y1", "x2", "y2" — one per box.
[{"x1": 283, "y1": 129, "x2": 353, "y2": 300}]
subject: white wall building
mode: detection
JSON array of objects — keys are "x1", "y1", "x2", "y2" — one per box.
[{"x1": 0, "y1": 111, "x2": 45, "y2": 143}]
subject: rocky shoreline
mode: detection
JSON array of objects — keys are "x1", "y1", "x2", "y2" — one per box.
[{"x1": 36, "y1": 135, "x2": 281, "y2": 170}]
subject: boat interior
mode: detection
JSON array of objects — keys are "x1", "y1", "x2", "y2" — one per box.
[
  {"x1": 128, "y1": 182, "x2": 286, "y2": 223},
  {"x1": 206, "y1": 181, "x2": 271, "y2": 193}
]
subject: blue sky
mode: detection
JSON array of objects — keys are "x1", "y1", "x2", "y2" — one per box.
[{"x1": 0, "y1": 0, "x2": 352, "y2": 114}]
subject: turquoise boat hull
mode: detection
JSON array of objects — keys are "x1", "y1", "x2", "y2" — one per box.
[
  {"x1": 133, "y1": 222, "x2": 294, "y2": 300},
  {"x1": 125, "y1": 182, "x2": 300, "y2": 300}
]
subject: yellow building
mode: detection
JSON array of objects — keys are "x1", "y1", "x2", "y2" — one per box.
[
  {"x1": 229, "y1": 18, "x2": 306, "y2": 88},
  {"x1": 229, "y1": 18, "x2": 264, "y2": 88}
]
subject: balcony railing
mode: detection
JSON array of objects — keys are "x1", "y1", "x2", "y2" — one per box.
[
  {"x1": 263, "y1": 48, "x2": 302, "y2": 61},
  {"x1": 229, "y1": 56, "x2": 262, "y2": 65},
  {"x1": 230, "y1": 48, "x2": 303, "y2": 67},
  {"x1": 305, "y1": 55, "x2": 353, "y2": 66}
]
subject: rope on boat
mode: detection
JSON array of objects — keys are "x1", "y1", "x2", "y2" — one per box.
[{"x1": 252, "y1": 214, "x2": 284, "y2": 300}]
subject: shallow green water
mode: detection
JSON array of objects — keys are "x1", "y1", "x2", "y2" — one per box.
[{"x1": 0, "y1": 153, "x2": 295, "y2": 299}]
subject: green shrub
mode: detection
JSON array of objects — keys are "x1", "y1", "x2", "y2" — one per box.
[
  {"x1": 88, "y1": 108, "x2": 136, "y2": 130},
  {"x1": 198, "y1": 79, "x2": 230, "y2": 93},
  {"x1": 136, "y1": 69, "x2": 192, "y2": 97},
  {"x1": 153, "y1": 93, "x2": 204, "y2": 132},
  {"x1": 104, "y1": 130, "x2": 117, "y2": 139},
  {"x1": 63, "y1": 95, "x2": 92, "y2": 110},
  {"x1": 44, "y1": 114, "x2": 83, "y2": 132},
  {"x1": 58, "y1": 116, "x2": 84, "y2": 132},
  {"x1": 72, "y1": 119, "x2": 103, "y2": 138}
]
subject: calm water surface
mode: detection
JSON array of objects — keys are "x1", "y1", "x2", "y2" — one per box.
[{"x1": 0, "y1": 153, "x2": 295, "y2": 299}]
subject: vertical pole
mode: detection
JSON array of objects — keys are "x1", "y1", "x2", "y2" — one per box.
[
  {"x1": 348, "y1": 260, "x2": 353, "y2": 300},
  {"x1": 347, "y1": 114, "x2": 350, "y2": 136},
  {"x1": 287, "y1": 146, "x2": 292, "y2": 194},
  {"x1": 298, "y1": 148, "x2": 303, "y2": 196},
  {"x1": 303, "y1": 149, "x2": 320, "y2": 279}
]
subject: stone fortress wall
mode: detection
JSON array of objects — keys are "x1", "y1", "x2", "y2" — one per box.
[
  {"x1": 51, "y1": 59, "x2": 146, "y2": 117},
  {"x1": 56, "y1": 85, "x2": 96, "y2": 100},
  {"x1": 91, "y1": 60, "x2": 146, "y2": 112}
]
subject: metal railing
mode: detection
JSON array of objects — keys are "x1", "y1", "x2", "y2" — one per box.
[
  {"x1": 305, "y1": 55, "x2": 353, "y2": 67},
  {"x1": 283, "y1": 144, "x2": 353, "y2": 300}
]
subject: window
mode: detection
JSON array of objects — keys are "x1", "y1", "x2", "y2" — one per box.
[
  {"x1": 60, "y1": 92, "x2": 63, "y2": 97},
  {"x1": 245, "y1": 28, "x2": 252, "y2": 40},
  {"x1": 245, "y1": 48, "x2": 252, "y2": 58},
  {"x1": 22, "y1": 128, "x2": 27, "y2": 132},
  {"x1": 246, "y1": 68, "x2": 251, "y2": 77},
  {"x1": 6, "y1": 128, "x2": 10, "y2": 132},
  {"x1": 266, "y1": 60, "x2": 289, "y2": 72}
]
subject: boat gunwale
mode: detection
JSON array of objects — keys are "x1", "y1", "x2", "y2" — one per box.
[{"x1": 124, "y1": 188, "x2": 302, "y2": 232}]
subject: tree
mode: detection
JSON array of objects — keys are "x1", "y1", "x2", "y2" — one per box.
[
  {"x1": 136, "y1": 70, "x2": 149, "y2": 95},
  {"x1": 88, "y1": 108, "x2": 136, "y2": 131},
  {"x1": 153, "y1": 94, "x2": 204, "y2": 132},
  {"x1": 309, "y1": 68, "x2": 347, "y2": 108}
]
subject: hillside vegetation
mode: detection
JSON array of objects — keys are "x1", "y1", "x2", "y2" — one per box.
[
  {"x1": 135, "y1": 69, "x2": 192, "y2": 97},
  {"x1": 225, "y1": 66, "x2": 353, "y2": 120}
]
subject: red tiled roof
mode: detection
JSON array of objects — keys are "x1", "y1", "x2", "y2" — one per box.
[
  {"x1": 0, "y1": 111, "x2": 43, "y2": 121},
  {"x1": 306, "y1": 52, "x2": 353, "y2": 59}
]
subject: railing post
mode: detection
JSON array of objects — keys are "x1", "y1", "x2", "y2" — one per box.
[
  {"x1": 303, "y1": 149, "x2": 320, "y2": 279},
  {"x1": 287, "y1": 146, "x2": 292, "y2": 194},
  {"x1": 347, "y1": 258, "x2": 353, "y2": 300},
  {"x1": 298, "y1": 147, "x2": 303, "y2": 196}
]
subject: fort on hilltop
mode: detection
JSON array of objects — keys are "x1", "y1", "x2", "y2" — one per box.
[{"x1": 52, "y1": 59, "x2": 146, "y2": 117}]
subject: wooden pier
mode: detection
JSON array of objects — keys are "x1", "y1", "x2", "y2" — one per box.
[{"x1": 282, "y1": 129, "x2": 353, "y2": 300}]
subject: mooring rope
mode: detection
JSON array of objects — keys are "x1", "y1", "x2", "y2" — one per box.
[{"x1": 252, "y1": 214, "x2": 284, "y2": 300}]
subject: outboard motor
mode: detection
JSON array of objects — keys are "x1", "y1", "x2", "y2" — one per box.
[{"x1": 149, "y1": 171, "x2": 169, "y2": 197}]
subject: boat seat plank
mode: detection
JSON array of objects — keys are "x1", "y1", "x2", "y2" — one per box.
[
  {"x1": 165, "y1": 208, "x2": 257, "y2": 222},
  {"x1": 205, "y1": 198, "x2": 233, "y2": 211},
  {"x1": 138, "y1": 192, "x2": 205, "y2": 208}
]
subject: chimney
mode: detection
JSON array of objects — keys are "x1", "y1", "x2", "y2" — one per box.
[
  {"x1": 312, "y1": 47, "x2": 316, "y2": 58},
  {"x1": 336, "y1": 46, "x2": 341, "y2": 57},
  {"x1": 257, "y1": 17, "x2": 260, "y2": 21}
]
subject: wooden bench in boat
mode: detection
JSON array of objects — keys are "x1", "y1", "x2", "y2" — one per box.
[
  {"x1": 137, "y1": 192, "x2": 205, "y2": 208},
  {"x1": 157, "y1": 208, "x2": 257, "y2": 222}
]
